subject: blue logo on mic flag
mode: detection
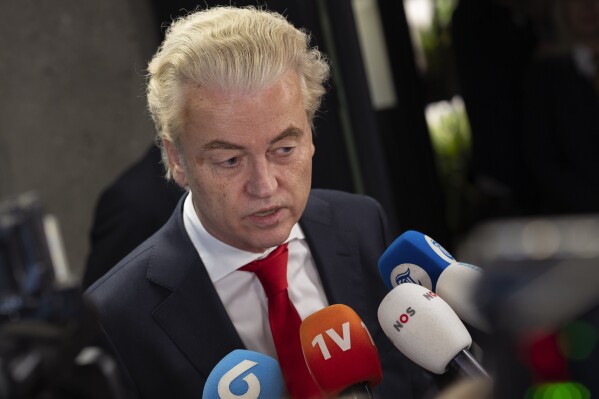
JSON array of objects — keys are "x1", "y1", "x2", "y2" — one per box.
[
  {"x1": 203, "y1": 349, "x2": 283, "y2": 399},
  {"x1": 394, "y1": 268, "x2": 422, "y2": 286}
]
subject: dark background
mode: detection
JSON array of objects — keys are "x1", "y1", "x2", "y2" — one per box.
[{"x1": 2, "y1": 0, "x2": 598, "y2": 277}]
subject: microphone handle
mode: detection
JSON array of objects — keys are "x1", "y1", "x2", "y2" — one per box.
[
  {"x1": 450, "y1": 349, "x2": 490, "y2": 379},
  {"x1": 338, "y1": 382, "x2": 373, "y2": 399}
]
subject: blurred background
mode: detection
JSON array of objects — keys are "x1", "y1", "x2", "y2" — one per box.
[
  {"x1": 1, "y1": 0, "x2": 598, "y2": 397},
  {"x1": 6, "y1": 0, "x2": 599, "y2": 280},
  {"x1": 1, "y1": 0, "x2": 595, "y2": 273}
]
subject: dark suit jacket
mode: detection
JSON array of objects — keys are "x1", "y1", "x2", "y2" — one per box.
[{"x1": 86, "y1": 189, "x2": 434, "y2": 398}]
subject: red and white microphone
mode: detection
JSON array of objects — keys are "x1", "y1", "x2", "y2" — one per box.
[{"x1": 300, "y1": 304, "x2": 382, "y2": 398}]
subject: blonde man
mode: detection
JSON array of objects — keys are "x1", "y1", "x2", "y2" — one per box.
[{"x1": 87, "y1": 6, "x2": 433, "y2": 398}]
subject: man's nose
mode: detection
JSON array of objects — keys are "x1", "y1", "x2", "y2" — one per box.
[{"x1": 246, "y1": 157, "x2": 277, "y2": 198}]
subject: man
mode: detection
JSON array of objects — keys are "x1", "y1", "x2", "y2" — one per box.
[{"x1": 86, "y1": 6, "x2": 433, "y2": 398}]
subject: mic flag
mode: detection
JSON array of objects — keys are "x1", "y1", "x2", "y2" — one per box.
[
  {"x1": 300, "y1": 304, "x2": 382, "y2": 397},
  {"x1": 202, "y1": 349, "x2": 284, "y2": 399},
  {"x1": 378, "y1": 230, "x2": 454, "y2": 291}
]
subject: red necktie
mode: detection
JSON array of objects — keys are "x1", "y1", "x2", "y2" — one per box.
[{"x1": 241, "y1": 243, "x2": 321, "y2": 399}]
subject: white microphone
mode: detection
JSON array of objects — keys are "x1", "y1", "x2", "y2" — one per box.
[
  {"x1": 377, "y1": 283, "x2": 489, "y2": 378},
  {"x1": 436, "y1": 262, "x2": 489, "y2": 332},
  {"x1": 378, "y1": 230, "x2": 489, "y2": 332}
]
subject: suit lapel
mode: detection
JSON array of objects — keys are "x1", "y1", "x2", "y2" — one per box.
[
  {"x1": 145, "y1": 197, "x2": 245, "y2": 380},
  {"x1": 144, "y1": 192, "x2": 373, "y2": 380},
  {"x1": 300, "y1": 194, "x2": 372, "y2": 318}
]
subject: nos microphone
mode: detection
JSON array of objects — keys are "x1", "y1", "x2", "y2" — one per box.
[
  {"x1": 300, "y1": 304, "x2": 382, "y2": 398},
  {"x1": 202, "y1": 349, "x2": 283, "y2": 399},
  {"x1": 378, "y1": 230, "x2": 488, "y2": 331},
  {"x1": 377, "y1": 283, "x2": 488, "y2": 379}
]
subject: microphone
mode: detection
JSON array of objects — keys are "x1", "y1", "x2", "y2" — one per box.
[
  {"x1": 378, "y1": 230, "x2": 454, "y2": 291},
  {"x1": 202, "y1": 349, "x2": 283, "y2": 399},
  {"x1": 436, "y1": 262, "x2": 489, "y2": 332},
  {"x1": 378, "y1": 230, "x2": 488, "y2": 331},
  {"x1": 300, "y1": 304, "x2": 382, "y2": 398},
  {"x1": 377, "y1": 283, "x2": 488, "y2": 378}
]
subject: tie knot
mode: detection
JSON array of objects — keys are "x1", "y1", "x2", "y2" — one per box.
[{"x1": 241, "y1": 243, "x2": 289, "y2": 297}]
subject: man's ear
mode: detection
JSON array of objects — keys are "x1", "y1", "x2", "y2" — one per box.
[{"x1": 163, "y1": 139, "x2": 188, "y2": 188}]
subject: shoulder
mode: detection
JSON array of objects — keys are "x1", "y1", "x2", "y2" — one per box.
[
  {"x1": 85, "y1": 203, "x2": 184, "y2": 312},
  {"x1": 308, "y1": 188, "x2": 384, "y2": 213},
  {"x1": 304, "y1": 189, "x2": 390, "y2": 248},
  {"x1": 306, "y1": 189, "x2": 387, "y2": 228},
  {"x1": 86, "y1": 198, "x2": 194, "y2": 307},
  {"x1": 85, "y1": 237, "x2": 157, "y2": 310}
]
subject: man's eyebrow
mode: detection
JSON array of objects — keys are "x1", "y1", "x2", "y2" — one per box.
[
  {"x1": 202, "y1": 127, "x2": 305, "y2": 151},
  {"x1": 202, "y1": 140, "x2": 244, "y2": 151},
  {"x1": 270, "y1": 127, "x2": 304, "y2": 145}
]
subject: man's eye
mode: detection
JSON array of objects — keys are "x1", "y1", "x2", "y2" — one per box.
[
  {"x1": 220, "y1": 157, "x2": 239, "y2": 167},
  {"x1": 276, "y1": 146, "x2": 294, "y2": 155}
]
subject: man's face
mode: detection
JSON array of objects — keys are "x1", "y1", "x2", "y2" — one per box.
[{"x1": 164, "y1": 70, "x2": 315, "y2": 253}]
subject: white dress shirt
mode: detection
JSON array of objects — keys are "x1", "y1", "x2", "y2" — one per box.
[{"x1": 182, "y1": 193, "x2": 329, "y2": 359}]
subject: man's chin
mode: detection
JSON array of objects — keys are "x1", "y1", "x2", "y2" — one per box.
[{"x1": 244, "y1": 229, "x2": 291, "y2": 253}]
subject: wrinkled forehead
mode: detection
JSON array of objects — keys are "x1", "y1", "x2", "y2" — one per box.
[
  {"x1": 179, "y1": 70, "x2": 309, "y2": 142},
  {"x1": 181, "y1": 70, "x2": 305, "y2": 119}
]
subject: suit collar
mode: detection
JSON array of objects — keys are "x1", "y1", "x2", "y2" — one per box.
[
  {"x1": 145, "y1": 194, "x2": 245, "y2": 380},
  {"x1": 300, "y1": 193, "x2": 372, "y2": 317}
]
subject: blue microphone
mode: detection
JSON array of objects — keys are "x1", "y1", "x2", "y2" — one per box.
[
  {"x1": 378, "y1": 230, "x2": 489, "y2": 331},
  {"x1": 202, "y1": 349, "x2": 284, "y2": 399},
  {"x1": 378, "y1": 230, "x2": 455, "y2": 291}
]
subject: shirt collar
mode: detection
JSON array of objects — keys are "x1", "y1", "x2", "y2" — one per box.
[{"x1": 182, "y1": 192, "x2": 305, "y2": 283}]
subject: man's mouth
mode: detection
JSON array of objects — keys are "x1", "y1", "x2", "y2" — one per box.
[{"x1": 253, "y1": 208, "x2": 278, "y2": 217}]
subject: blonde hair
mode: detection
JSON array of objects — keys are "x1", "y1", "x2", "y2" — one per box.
[{"x1": 146, "y1": 6, "x2": 330, "y2": 179}]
